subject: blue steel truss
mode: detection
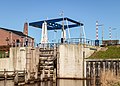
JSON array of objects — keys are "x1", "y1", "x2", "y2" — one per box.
[{"x1": 29, "y1": 17, "x2": 83, "y2": 30}]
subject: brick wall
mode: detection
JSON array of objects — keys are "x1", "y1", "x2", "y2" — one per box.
[{"x1": 0, "y1": 29, "x2": 34, "y2": 46}]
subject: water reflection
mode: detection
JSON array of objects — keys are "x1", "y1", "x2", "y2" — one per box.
[
  {"x1": 57, "y1": 79, "x2": 85, "y2": 86},
  {"x1": 0, "y1": 80, "x2": 14, "y2": 86},
  {"x1": 0, "y1": 79, "x2": 87, "y2": 86}
]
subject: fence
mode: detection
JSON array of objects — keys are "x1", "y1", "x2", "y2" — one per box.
[
  {"x1": 85, "y1": 59, "x2": 120, "y2": 86},
  {"x1": 58, "y1": 38, "x2": 103, "y2": 46},
  {"x1": 10, "y1": 42, "x2": 34, "y2": 47},
  {"x1": 38, "y1": 43, "x2": 60, "y2": 49},
  {"x1": 38, "y1": 38, "x2": 103, "y2": 48}
]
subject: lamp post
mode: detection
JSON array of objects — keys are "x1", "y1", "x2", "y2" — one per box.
[
  {"x1": 109, "y1": 27, "x2": 117, "y2": 44},
  {"x1": 95, "y1": 21, "x2": 103, "y2": 46},
  {"x1": 54, "y1": 29, "x2": 57, "y2": 43},
  {"x1": 101, "y1": 24, "x2": 104, "y2": 42},
  {"x1": 111, "y1": 28, "x2": 117, "y2": 40},
  {"x1": 109, "y1": 27, "x2": 112, "y2": 41},
  {"x1": 60, "y1": 11, "x2": 65, "y2": 43}
]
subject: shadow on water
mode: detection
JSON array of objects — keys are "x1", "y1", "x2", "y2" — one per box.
[
  {"x1": 0, "y1": 80, "x2": 14, "y2": 86},
  {"x1": 0, "y1": 79, "x2": 94, "y2": 86}
]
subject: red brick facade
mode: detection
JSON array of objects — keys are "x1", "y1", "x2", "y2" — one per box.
[
  {"x1": 0, "y1": 23, "x2": 34, "y2": 47},
  {"x1": 23, "y1": 22, "x2": 28, "y2": 35}
]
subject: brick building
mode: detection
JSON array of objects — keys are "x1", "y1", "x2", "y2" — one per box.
[{"x1": 0, "y1": 22, "x2": 34, "y2": 47}]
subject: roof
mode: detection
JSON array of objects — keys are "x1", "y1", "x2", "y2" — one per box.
[
  {"x1": 0, "y1": 27, "x2": 33, "y2": 39},
  {"x1": 29, "y1": 17, "x2": 83, "y2": 30}
]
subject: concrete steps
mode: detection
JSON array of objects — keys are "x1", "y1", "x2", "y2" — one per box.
[{"x1": 38, "y1": 47, "x2": 57, "y2": 81}]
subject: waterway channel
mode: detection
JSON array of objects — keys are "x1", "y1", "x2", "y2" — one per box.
[{"x1": 0, "y1": 79, "x2": 91, "y2": 86}]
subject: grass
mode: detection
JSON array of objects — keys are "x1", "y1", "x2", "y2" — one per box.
[
  {"x1": 89, "y1": 45, "x2": 120, "y2": 59},
  {"x1": 100, "y1": 70, "x2": 120, "y2": 86}
]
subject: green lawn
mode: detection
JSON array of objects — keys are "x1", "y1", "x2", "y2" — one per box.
[{"x1": 89, "y1": 46, "x2": 120, "y2": 59}]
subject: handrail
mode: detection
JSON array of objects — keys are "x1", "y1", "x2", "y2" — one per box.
[
  {"x1": 10, "y1": 42, "x2": 34, "y2": 47},
  {"x1": 59, "y1": 38, "x2": 101, "y2": 46},
  {"x1": 38, "y1": 38, "x2": 101, "y2": 48},
  {"x1": 38, "y1": 43, "x2": 60, "y2": 48}
]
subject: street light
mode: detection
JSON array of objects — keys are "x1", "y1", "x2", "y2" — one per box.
[
  {"x1": 96, "y1": 21, "x2": 103, "y2": 40},
  {"x1": 109, "y1": 27, "x2": 117, "y2": 40},
  {"x1": 60, "y1": 11, "x2": 65, "y2": 43},
  {"x1": 109, "y1": 27, "x2": 117, "y2": 45},
  {"x1": 101, "y1": 24, "x2": 104, "y2": 41},
  {"x1": 112, "y1": 28, "x2": 117, "y2": 40},
  {"x1": 95, "y1": 21, "x2": 103, "y2": 46}
]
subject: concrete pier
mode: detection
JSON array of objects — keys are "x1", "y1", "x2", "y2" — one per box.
[
  {"x1": 0, "y1": 43, "x2": 105, "y2": 85},
  {"x1": 85, "y1": 59, "x2": 120, "y2": 85},
  {"x1": 57, "y1": 44, "x2": 96, "y2": 79}
]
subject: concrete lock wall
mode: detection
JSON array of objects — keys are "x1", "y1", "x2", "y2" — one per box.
[
  {"x1": 0, "y1": 58, "x2": 13, "y2": 71},
  {"x1": 0, "y1": 47, "x2": 39, "y2": 76},
  {"x1": 0, "y1": 47, "x2": 26, "y2": 72},
  {"x1": 84, "y1": 46, "x2": 96, "y2": 58},
  {"x1": 11, "y1": 47, "x2": 26, "y2": 71},
  {"x1": 57, "y1": 44, "x2": 96, "y2": 79}
]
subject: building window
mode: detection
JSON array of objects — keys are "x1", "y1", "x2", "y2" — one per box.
[
  {"x1": 16, "y1": 39, "x2": 20, "y2": 47},
  {"x1": 24, "y1": 37, "x2": 28, "y2": 47},
  {"x1": 6, "y1": 37, "x2": 9, "y2": 45}
]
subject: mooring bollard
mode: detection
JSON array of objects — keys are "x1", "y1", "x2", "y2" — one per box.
[
  {"x1": 41, "y1": 68, "x2": 45, "y2": 81},
  {"x1": 14, "y1": 70, "x2": 18, "y2": 85},
  {"x1": 48, "y1": 68, "x2": 50, "y2": 78},
  {"x1": 4, "y1": 69, "x2": 7, "y2": 79},
  {"x1": 53, "y1": 68, "x2": 56, "y2": 82},
  {"x1": 25, "y1": 70, "x2": 29, "y2": 83},
  {"x1": 40, "y1": 73, "x2": 43, "y2": 81},
  {"x1": 35, "y1": 66, "x2": 38, "y2": 80}
]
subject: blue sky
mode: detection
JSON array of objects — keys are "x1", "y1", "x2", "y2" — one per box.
[{"x1": 0, "y1": 0, "x2": 120, "y2": 43}]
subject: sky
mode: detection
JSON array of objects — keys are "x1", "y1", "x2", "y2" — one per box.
[{"x1": 0, "y1": 0, "x2": 120, "y2": 43}]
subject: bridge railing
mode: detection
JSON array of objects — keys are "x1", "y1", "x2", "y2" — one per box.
[
  {"x1": 65, "y1": 38, "x2": 95, "y2": 45},
  {"x1": 10, "y1": 42, "x2": 34, "y2": 47},
  {"x1": 38, "y1": 43, "x2": 60, "y2": 49},
  {"x1": 58, "y1": 38, "x2": 103, "y2": 46},
  {"x1": 38, "y1": 38, "x2": 103, "y2": 48},
  {"x1": 38, "y1": 38, "x2": 105, "y2": 48}
]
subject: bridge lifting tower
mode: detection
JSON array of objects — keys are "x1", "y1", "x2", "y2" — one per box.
[{"x1": 29, "y1": 17, "x2": 84, "y2": 44}]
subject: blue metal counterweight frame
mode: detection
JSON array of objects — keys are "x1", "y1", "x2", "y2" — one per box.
[
  {"x1": 29, "y1": 17, "x2": 93, "y2": 47},
  {"x1": 29, "y1": 17, "x2": 83, "y2": 30}
]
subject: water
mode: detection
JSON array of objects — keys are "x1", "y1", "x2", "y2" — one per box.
[{"x1": 0, "y1": 79, "x2": 87, "y2": 86}]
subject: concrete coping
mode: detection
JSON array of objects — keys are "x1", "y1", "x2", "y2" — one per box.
[{"x1": 85, "y1": 59, "x2": 120, "y2": 62}]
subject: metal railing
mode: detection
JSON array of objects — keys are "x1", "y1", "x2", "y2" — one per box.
[
  {"x1": 58, "y1": 38, "x2": 102, "y2": 46},
  {"x1": 10, "y1": 42, "x2": 34, "y2": 47},
  {"x1": 38, "y1": 43, "x2": 60, "y2": 49},
  {"x1": 38, "y1": 38, "x2": 103, "y2": 48},
  {"x1": 65, "y1": 38, "x2": 95, "y2": 45}
]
